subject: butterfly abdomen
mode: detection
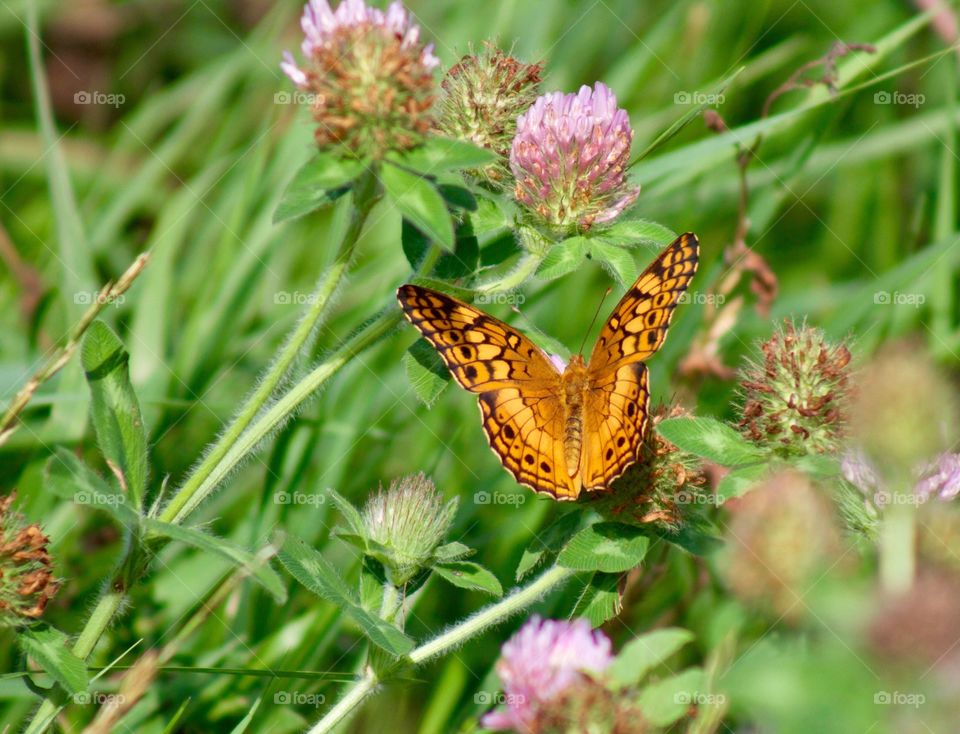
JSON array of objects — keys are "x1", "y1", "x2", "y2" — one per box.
[{"x1": 561, "y1": 356, "x2": 589, "y2": 477}]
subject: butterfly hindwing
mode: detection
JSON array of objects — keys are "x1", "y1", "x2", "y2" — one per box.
[
  {"x1": 477, "y1": 388, "x2": 577, "y2": 499},
  {"x1": 581, "y1": 362, "x2": 650, "y2": 490}
]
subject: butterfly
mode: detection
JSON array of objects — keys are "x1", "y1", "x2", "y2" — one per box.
[{"x1": 397, "y1": 233, "x2": 699, "y2": 500}]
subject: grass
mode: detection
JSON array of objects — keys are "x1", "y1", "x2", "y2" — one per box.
[{"x1": 1, "y1": 0, "x2": 959, "y2": 732}]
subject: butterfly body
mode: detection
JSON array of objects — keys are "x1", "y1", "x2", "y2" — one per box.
[
  {"x1": 560, "y1": 355, "x2": 588, "y2": 479},
  {"x1": 398, "y1": 233, "x2": 699, "y2": 500}
]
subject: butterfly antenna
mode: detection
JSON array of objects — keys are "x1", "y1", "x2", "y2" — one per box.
[{"x1": 578, "y1": 287, "x2": 612, "y2": 356}]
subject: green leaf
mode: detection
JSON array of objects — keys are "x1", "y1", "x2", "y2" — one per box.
[
  {"x1": 381, "y1": 163, "x2": 454, "y2": 250},
  {"x1": 516, "y1": 511, "x2": 583, "y2": 581},
  {"x1": 610, "y1": 628, "x2": 695, "y2": 686},
  {"x1": 359, "y1": 558, "x2": 385, "y2": 612},
  {"x1": 589, "y1": 241, "x2": 637, "y2": 286},
  {"x1": 404, "y1": 276, "x2": 476, "y2": 302},
  {"x1": 433, "y1": 561, "x2": 503, "y2": 597},
  {"x1": 144, "y1": 519, "x2": 286, "y2": 603},
  {"x1": 80, "y1": 321, "x2": 149, "y2": 509},
  {"x1": 655, "y1": 522, "x2": 724, "y2": 557},
  {"x1": 433, "y1": 541, "x2": 474, "y2": 562},
  {"x1": 278, "y1": 537, "x2": 414, "y2": 656},
  {"x1": 396, "y1": 137, "x2": 496, "y2": 173},
  {"x1": 435, "y1": 218, "x2": 480, "y2": 279},
  {"x1": 437, "y1": 183, "x2": 478, "y2": 212},
  {"x1": 637, "y1": 668, "x2": 706, "y2": 727},
  {"x1": 18, "y1": 626, "x2": 89, "y2": 695},
  {"x1": 272, "y1": 153, "x2": 364, "y2": 223},
  {"x1": 536, "y1": 237, "x2": 588, "y2": 281},
  {"x1": 326, "y1": 488, "x2": 367, "y2": 537},
  {"x1": 570, "y1": 571, "x2": 622, "y2": 625},
  {"x1": 599, "y1": 219, "x2": 677, "y2": 246},
  {"x1": 402, "y1": 338, "x2": 451, "y2": 408},
  {"x1": 45, "y1": 447, "x2": 140, "y2": 525},
  {"x1": 401, "y1": 218, "x2": 431, "y2": 271},
  {"x1": 558, "y1": 522, "x2": 651, "y2": 573},
  {"x1": 716, "y1": 463, "x2": 770, "y2": 502},
  {"x1": 657, "y1": 417, "x2": 766, "y2": 467},
  {"x1": 472, "y1": 197, "x2": 512, "y2": 235}
]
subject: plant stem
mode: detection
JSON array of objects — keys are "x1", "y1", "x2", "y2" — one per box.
[
  {"x1": 474, "y1": 251, "x2": 543, "y2": 295},
  {"x1": 23, "y1": 591, "x2": 126, "y2": 734},
  {"x1": 879, "y1": 501, "x2": 915, "y2": 594},
  {"x1": 162, "y1": 240, "x2": 447, "y2": 526},
  {"x1": 307, "y1": 564, "x2": 574, "y2": 733},
  {"x1": 410, "y1": 564, "x2": 573, "y2": 665},
  {"x1": 164, "y1": 305, "x2": 404, "y2": 524},
  {"x1": 306, "y1": 665, "x2": 379, "y2": 734},
  {"x1": 161, "y1": 179, "x2": 380, "y2": 525}
]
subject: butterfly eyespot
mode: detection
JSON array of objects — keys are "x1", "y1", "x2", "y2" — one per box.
[
  {"x1": 627, "y1": 402, "x2": 636, "y2": 417},
  {"x1": 459, "y1": 345, "x2": 474, "y2": 359},
  {"x1": 617, "y1": 436, "x2": 626, "y2": 447},
  {"x1": 464, "y1": 365, "x2": 478, "y2": 380},
  {"x1": 524, "y1": 454, "x2": 535, "y2": 465},
  {"x1": 540, "y1": 461, "x2": 551, "y2": 473},
  {"x1": 605, "y1": 448, "x2": 614, "y2": 460},
  {"x1": 503, "y1": 424, "x2": 515, "y2": 439}
]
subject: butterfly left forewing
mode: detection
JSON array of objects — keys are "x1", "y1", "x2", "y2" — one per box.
[{"x1": 397, "y1": 284, "x2": 579, "y2": 499}]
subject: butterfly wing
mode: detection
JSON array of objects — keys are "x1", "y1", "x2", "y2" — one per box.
[
  {"x1": 580, "y1": 233, "x2": 699, "y2": 490},
  {"x1": 397, "y1": 285, "x2": 580, "y2": 499}
]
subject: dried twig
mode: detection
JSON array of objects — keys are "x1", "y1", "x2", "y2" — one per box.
[
  {"x1": 0, "y1": 253, "x2": 150, "y2": 446},
  {"x1": 679, "y1": 42, "x2": 875, "y2": 381}
]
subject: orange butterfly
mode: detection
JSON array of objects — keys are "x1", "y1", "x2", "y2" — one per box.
[{"x1": 397, "y1": 233, "x2": 699, "y2": 500}]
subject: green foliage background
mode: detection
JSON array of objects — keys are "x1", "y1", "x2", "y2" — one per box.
[{"x1": 0, "y1": 0, "x2": 958, "y2": 732}]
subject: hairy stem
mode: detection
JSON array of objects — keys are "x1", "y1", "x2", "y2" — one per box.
[
  {"x1": 23, "y1": 591, "x2": 126, "y2": 734},
  {"x1": 306, "y1": 665, "x2": 380, "y2": 734},
  {"x1": 161, "y1": 177, "x2": 380, "y2": 524},
  {"x1": 307, "y1": 564, "x2": 574, "y2": 733}
]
